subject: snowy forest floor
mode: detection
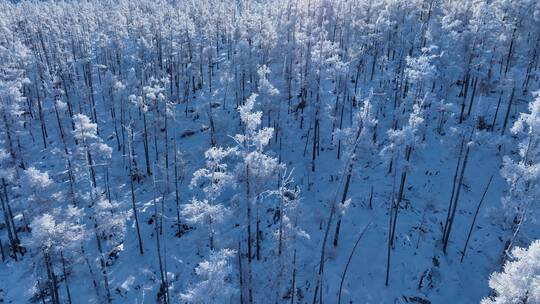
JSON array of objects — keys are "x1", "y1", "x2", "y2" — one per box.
[
  {"x1": 2, "y1": 71, "x2": 538, "y2": 304},
  {"x1": 1, "y1": 1, "x2": 540, "y2": 303}
]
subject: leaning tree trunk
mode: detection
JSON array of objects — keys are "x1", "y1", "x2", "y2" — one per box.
[
  {"x1": 94, "y1": 229, "x2": 112, "y2": 304},
  {"x1": 442, "y1": 140, "x2": 471, "y2": 253},
  {"x1": 173, "y1": 138, "x2": 182, "y2": 236},
  {"x1": 461, "y1": 176, "x2": 493, "y2": 262},
  {"x1": 44, "y1": 251, "x2": 60, "y2": 304},
  {"x1": 0, "y1": 188, "x2": 17, "y2": 260},
  {"x1": 500, "y1": 87, "x2": 515, "y2": 136},
  {"x1": 128, "y1": 129, "x2": 144, "y2": 255},
  {"x1": 245, "y1": 164, "x2": 253, "y2": 304},
  {"x1": 60, "y1": 251, "x2": 73, "y2": 304}
]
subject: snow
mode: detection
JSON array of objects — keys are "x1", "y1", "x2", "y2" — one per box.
[{"x1": 0, "y1": 0, "x2": 540, "y2": 303}]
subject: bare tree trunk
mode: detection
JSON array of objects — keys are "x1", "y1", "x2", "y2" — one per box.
[
  {"x1": 44, "y1": 252, "x2": 60, "y2": 304},
  {"x1": 311, "y1": 117, "x2": 319, "y2": 172},
  {"x1": 2, "y1": 179, "x2": 19, "y2": 249},
  {"x1": 208, "y1": 106, "x2": 216, "y2": 147},
  {"x1": 142, "y1": 112, "x2": 152, "y2": 176},
  {"x1": 332, "y1": 170, "x2": 352, "y2": 247},
  {"x1": 466, "y1": 77, "x2": 478, "y2": 117},
  {"x1": 60, "y1": 251, "x2": 73, "y2": 304},
  {"x1": 290, "y1": 249, "x2": 297, "y2": 304},
  {"x1": 245, "y1": 165, "x2": 253, "y2": 304},
  {"x1": 490, "y1": 91, "x2": 503, "y2": 132},
  {"x1": 369, "y1": 186, "x2": 373, "y2": 209},
  {"x1": 461, "y1": 176, "x2": 493, "y2": 262},
  {"x1": 81, "y1": 245, "x2": 101, "y2": 299},
  {"x1": 278, "y1": 194, "x2": 284, "y2": 256},
  {"x1": 238, "y1": 241, "x2": 245, "y2": 304},
  {"x1": 501, "y1": 87, "x2": 515, "y2": 135},
  {"x1": 336, "y1": 102, "x2": 345, "y2": 160},
  {"x1": 385, "y1": 197, "x2": 395, "y2": 286},
  {"x1": 256, "y1": 213, "x2": 261, "y2": 261},
  {"x1": 128, "y1": 128, "x2": 144, "y2": 255},
  {"x1": 95, "y1": 229, "x2": 112, "y2": 304},
  {"x1": 442, "y1": 138, "x2": 465, "y2": 242},
  {"x1": 332, "y1": 117, "x2": 365, "y2": 247},
  {"x1": 0, "y1": 239, "x2": 4, "y2": 262},
  {"x1": 312, "y1": 202, "x2": 335, "y2": 304},
  {"x1": 0, "y1": 188, "x2": 17, "y2": 260},
  {"x1": 34, "y1": 83, "x2": 49, "y2": 149},
  {"x1": 173, "y1": 138, "x2": 182, "y2": 236},
  {"x1": 1, "y1": 113, "x2": 14, "y2": 159},
  {"x1": 209, "y1": 217, "x2": 215, "y2": 251},
  {"x1": 504, "y1": 28, "x2": 517, "y2": 76},
  {"x1": 338, "y1": 221, "x2": 372, "y2": 303},
  {"x1": 164, "y1": 113, "x2": 170, "y2": 192},
  {"x1": 443, "y1": 140, "x2": 471, "y2": 253},
  {"x1": 389, "y1": 145, "x2": 412, "y2": 247},
  {"x1": 153, "y1": 190, "x2": 168, "y2": 304}
]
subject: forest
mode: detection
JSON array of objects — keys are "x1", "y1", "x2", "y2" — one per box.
[{"x1": 0, "y1": 0, "x2": 540, "y2": 303}]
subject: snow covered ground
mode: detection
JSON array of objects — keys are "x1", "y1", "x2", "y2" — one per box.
[{"x1": 1, "y1": 0, "x2": 540, "y2": 303}]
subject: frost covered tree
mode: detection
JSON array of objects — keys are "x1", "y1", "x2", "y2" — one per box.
[
  {"x1": 0, "y1": 148, "x2": 19, "y2": 259},
  {"x1": 186, "y1": 92, "x2": 299, "y2": 302},
  {"x1": 190, "y1": 147, "x2": 237, "y2": 203},
  {"x1": 101, "y1": 70, "x2": 125, "y2": 152},
  {"x1": 405, "y1": 46, "x2": 438, "y2": 102},
  {"x1": 381, "y1": 102, "x2": 425, "y2": 285},
  {"x1": 72, "y1": 114, "x2": 112, "y2": 189},
  {"x1": 92, "y1": 195, "x2": 130, "y2": 303},
  {"x1": 182, "y1": 198, "x2": 228, "y2": 251},
  {"x1": 332, "y1": 96, "x2": 378, "y2": 247},
  {"x1": 187, "y1": 146, "x2": 237, "y2": 250},
  {"x1": 271, "y1": 172, "x2": 308, "y2": 257},
  {"x1": 234, "y1": 93, "x2": 283, "y2": 263},
  {"x1": 129, "y1": 94, "x2": 152, "y2": 176},
  {"x1": 26, "y1": 207, "x2": 87, "y2": 304},
  {"x1": 382, "y1": 103, "x2": 425, "y2": 239},
  {"x1": 180, "y1": 249, "x2": 237, "y2": 304},
  {"x1": 256, "y1": 64, "x2": 279, "y2": 127},
  {"x1": 93, "y1": 196, "x2": 130, "y2": 244},
  {"x1": 19, "y1": 167, "x2": 59, "y2": 222},
  {"x1": 308, "y1": 33, "x2": 348, "y2": 172},
  {"x1": 313, "y1": 97, "x2": 377, "y2": 302},
  {"x1": 142, "y1": 79, "x2": 169, "y2": 179},
  {"x1": 194, "y1": 92, "x2": 284, "y2": 303},
  {"x1": 1, "y1": 0, "x2": 540, "y2": 302},
  {"x1": 268, "y1": 172, "x2": 308, "y2": 302},
  {"x1": 500, "y1": 92, "x2": 540, "y2": 256},
  {"x1": 0, "y1": 22, "x2": 31, "y2": 162},
  {"x1": 482, "y1": 239, "x2": 540, "y2": 304}
]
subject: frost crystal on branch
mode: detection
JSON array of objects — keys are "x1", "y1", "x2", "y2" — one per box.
[
  {"x1": 26, "y1": 207, "x2": 86, "y2": 254},
  {"x1": 180, "y1": 249, "x2": 237, "y2": 304},
  {"x1": 482, "y1": 240, "x2": 540, "y2": 304},
  {"x1": 181, "y1": 198, "x2": 228, "y2": 226},
  {"x1": 501, "y1": 92, "x2": 540, "y2": 218}
]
